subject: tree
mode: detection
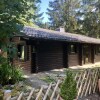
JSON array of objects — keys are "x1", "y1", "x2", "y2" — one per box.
[
  {"x1": 0, "y1": 0, "x2": 40, "y2": 59},
  {"x1": 34, "y1": 1, "x2": 44, "y2": 28},
  {"x1": 60, "y1": 70, "x2": 77, "y2": 100},
  {"x1": 75, "y1": 0, "x2": 100, "y2": 37},
  {"x1": 0, "y1": 0, "x2": 42, "y2": 84},
  {"x1": 47, "y1": 0, "x2": 80, "y2": 32},
  {"x1": 47, "y1": 0, "x2": 100, "y2": 38}
]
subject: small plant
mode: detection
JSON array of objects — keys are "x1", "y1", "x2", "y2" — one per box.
[
  {"x1": 10, "y1": 66, "x2": 24, "y2": 84},
  {"x1": 60, "y1": 69, "x2": 77, "y2": 100}
]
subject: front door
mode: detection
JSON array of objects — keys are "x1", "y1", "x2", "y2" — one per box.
[
  {"x1": 83, "y1": 45, "x2": 91, "y2": 64},
  {"x1": 31, "y1": 45, "x2": 36, "y2": 73}
]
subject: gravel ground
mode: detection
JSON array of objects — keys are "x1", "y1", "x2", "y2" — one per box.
[
  {"x1": 24, "y1": 69, "x2": 66, "y2": 88},
  {"x1": 78, "y1": 93, "x2": 100, "y2": 100}
]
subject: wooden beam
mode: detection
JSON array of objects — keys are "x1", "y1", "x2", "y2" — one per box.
[
  {"x1": 91, "y1": 44, "x2": 95, "y2": 63},
  {"x1": 63, "y1": 43, "x2": 68, "y2": 68},
  {"x1": 79, "y1": 43, "x2": 82, "y2": 66}
]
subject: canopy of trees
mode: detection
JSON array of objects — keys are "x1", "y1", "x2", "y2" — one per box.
[
  {"x1": 0, "y1": 0, "x2": 41, "y2": 59},
  {"x1": 47, "y1": 0, "x2": 100, "y2": 38}
]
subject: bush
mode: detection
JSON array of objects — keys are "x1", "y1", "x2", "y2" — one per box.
[
  {"x1": 0, "y1": 59, "x2": 23, "y2": 85},
  {"x1": 60, "y1": 69, "x2": 77, "y2": 100},
  {"x1": 11, "y1": 66, "x2": 23, "y2": 84}
]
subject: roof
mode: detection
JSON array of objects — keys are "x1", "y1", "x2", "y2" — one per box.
[{"x1": 21, "y1": 26, "x2": 100, "y2": 44}]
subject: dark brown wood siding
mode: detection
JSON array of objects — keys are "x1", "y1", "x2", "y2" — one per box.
[
  {"x1": 13, "y1": 37, "x2": 32, "y2": 74},
  {"x1": 37, "y1": 41, "x2": 64, "y2": 72}
]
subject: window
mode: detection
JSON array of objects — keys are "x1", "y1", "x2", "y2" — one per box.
[
  {"x1": 32, "y1": 46, "x2": 36, "y2": 53},
  {"x1": 17, "y1": 45, "x2": 25, "y2": 60},
  {"x1": 69, "y1": 44, "x2": 77, "y2": 54}
]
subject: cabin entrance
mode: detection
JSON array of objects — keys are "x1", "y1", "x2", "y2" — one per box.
[
  {"x1": 31, "y1": 45, "x2": 37, "y2": 73},
  {"x1": 83, "y1": 45, "x2": 92, "y2": 64}
]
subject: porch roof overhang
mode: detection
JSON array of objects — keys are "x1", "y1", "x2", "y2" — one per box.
[{"x1": 18, "y1": 26, "x2": 100, "y2": 44}]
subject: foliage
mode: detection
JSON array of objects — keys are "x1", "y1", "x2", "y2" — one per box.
[
  {"x1": 60, "y1": 69, "x2": 77, "y2": 100},
  {"x1": 0, "y1": 0, "x2": 42, "y2": 60},
  {"x1": 47, "y1": 0, "x2": 80, "y2": 32},
  {"x1": 11, "y1": 66, "x2": 24, "y2": 84},
  {"x1": 34, "y1": 2, "x2": 44, "y2": 27},
  {"x1": 0, "y1": 58, "x2": 23, "y2": 85},
  {"x1": 76, "y1": 0, "x2": 100, "y2": 37},
  {"x1": 47, "y1": 0, "x2": 100, "y2": 38}
]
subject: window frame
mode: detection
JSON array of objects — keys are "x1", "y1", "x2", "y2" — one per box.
[
  {"x1": 17, "y1": 42, "x2": 29, "y2": 61},
  {"x1": 17, "y1": 44, "x2": 25, "y2": 61}
]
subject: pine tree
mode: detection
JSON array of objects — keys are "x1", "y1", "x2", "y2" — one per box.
[
  {"x1": 47, "y1": 0, "x2": 80, "y2": 32},
  {"x1": 76, "y1": 0, "x2": 100, "y2": 37}
]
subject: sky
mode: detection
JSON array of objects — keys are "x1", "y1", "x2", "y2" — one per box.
[{"x1": 40, "y1": 0, "x2": 51, "y2": 23}]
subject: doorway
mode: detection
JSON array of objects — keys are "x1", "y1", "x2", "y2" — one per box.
[
  {"x1": 31, "y1": 45, "x2": 37, "y2": 73},
  {"x1": 83, "y1": 45, "x2": 91, "y2": 64}
]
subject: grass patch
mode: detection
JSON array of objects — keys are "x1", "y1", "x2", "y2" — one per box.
[{"x1": 40, "y1": 76, "x2": 55, "y2": 83}]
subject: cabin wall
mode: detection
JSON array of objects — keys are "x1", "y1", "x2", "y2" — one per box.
[
  {"x1": 13, "y1": 37, "x2": 100, "y2": 73},
  {"x1": 13, "y1": 37, "x2": 32, "y2": 74},
  {"x1": 68, "y1": 54, "x2": 79, "y2": 67},
  {"x1": 37, "y1": 41, "x2": 64, "y2": 72}
]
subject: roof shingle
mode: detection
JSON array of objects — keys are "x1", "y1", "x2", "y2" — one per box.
[{"x1": 21, "y1": 26, "x2": 100, "y2": 44}]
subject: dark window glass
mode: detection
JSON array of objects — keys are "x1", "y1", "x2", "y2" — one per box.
[
  {"x1": 32, "y1": 46, "x2": 36, "y2": 53},
  {"x1": 69, "y1": 44, "x2": 77, "y2": 54}
]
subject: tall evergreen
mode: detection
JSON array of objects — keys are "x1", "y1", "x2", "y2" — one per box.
[
  {"x1": 47, "y1": 0, "x2": 80, "y2": 32},
  {"x1": 76, "y1": 0, "x2": 100, "y2": 37},
  {"x1": 47, "y1": 0, "x2": 100, "y2": 38}
]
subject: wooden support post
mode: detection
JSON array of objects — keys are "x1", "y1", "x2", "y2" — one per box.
[{"x1": 79, "y1": 44, "x2": 83, "y2": 66}]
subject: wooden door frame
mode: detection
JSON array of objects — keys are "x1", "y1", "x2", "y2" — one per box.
[
  {"x1": 31, "y1": 45, "x2": 37, "y2": 73},
  {"x1": 82, "y1": 44, "x2": 93, "y2": 64},
  {"x1": 63, "y1": 43, "x2": 68, "y2": 68}
]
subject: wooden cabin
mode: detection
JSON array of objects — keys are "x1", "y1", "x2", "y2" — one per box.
[{"x1": 13, "y1": 26, "x2": 100, "y2": 73}]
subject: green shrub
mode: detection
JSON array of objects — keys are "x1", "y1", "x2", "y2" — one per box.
[
  {"x1": 60, "y1": 69, "x2": 77, "y2": 100},
  {"x1": 11, "y1": 66, "x2": 24, "y2": 84},
  {"x1": 0, "y1": 61, "x2": 12, "y2": 85},
  {"x1": 0, "y1": 59, "x2": 23, "y2": 85}
]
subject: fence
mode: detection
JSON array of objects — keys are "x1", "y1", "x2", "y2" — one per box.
[
  {"x1": 5, "y1": 67, "x2": 100, "y2": 100},
  {"x1": 74, "y1": 67, "x2": 100, "y2": 99}
]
